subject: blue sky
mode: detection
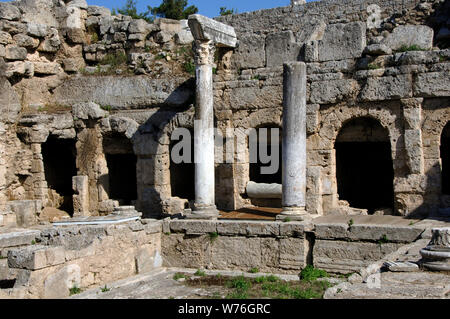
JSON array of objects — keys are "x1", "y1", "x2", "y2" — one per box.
[{"x1": 86, "y1": 0, "x2": 316, "y2": 18}]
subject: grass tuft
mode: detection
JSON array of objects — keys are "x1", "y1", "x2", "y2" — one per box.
[{"x1": 299, "y1": 265, "x2": 329, "y2": 282}]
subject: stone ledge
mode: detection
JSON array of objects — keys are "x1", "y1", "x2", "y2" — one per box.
[
  {"x1": 7, "y1": 245, "x2": 65, "y2": 270},
  {"x1": 314, "y1": 223, "x2": 425, "y2": 243},
  {"x1": 168, "y1": 219, "x2": 312, "y2": 238},
  {"x1": 0, "y1": 229, "x2": 41, "y2": 248}
]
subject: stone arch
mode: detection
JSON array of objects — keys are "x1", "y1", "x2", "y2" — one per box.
[
  {"x1": 101, "y1": 117, "x2": 139, "y2": 206},
  {"x1": 334, "y1": 116, "x2": 394, "y2": 214},
  {"x1": 313, "y1": 104, "x2": 400, "y2": 214}
]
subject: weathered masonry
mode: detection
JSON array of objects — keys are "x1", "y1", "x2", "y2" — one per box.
[{"x1": 0, "y1": 0, "x2": 449, "y2": 299}]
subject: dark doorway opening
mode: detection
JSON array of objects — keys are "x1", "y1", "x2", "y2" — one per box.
[
  {"x1": 441, "y1": 123, "x2": 450, "y2": 195},
  {"x1": 103, "y1": 133, "x2": 137, "y2": 205},
  {"x1": 105, "y1": 154, "x2": 137, "y2": 205},
  {"x1": 335, "y1": 117, "x2": 394, "y2": 214},
  {"x1": 41, "y1": 137, "x2": 77, "y2": 215},
  {"x1": 170, "y1": 130, "x2": 195, "y2": 200},
  {"x1": 250, "y1": 127, "x2": 282, "y2": 184}
]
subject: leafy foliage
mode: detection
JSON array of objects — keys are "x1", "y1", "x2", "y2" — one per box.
[
  {"x1": 299, "y1": 265, "x2": 329, "y2": 282},
  {"x1": 149, "y1": 0, "x2": 198, "y2": 20},
  {"x1": 113, "y1": 0, "x2": 153, "y2": 23},
  {"x1": 220, "y1": 7, "x2": 238, "y2": 16}
]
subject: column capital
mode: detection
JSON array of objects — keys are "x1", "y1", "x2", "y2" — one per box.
[{"x1": 193, "y1": 40, "x2": 216, "y2": 66}]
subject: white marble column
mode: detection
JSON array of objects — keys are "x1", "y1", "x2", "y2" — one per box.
[
  {"x1": 278, "y1": 62, "x2": 308, "y2": 221},
  {"x1": 187, "y1": 14, "x2": 237, "y2": 219},
  {"x1": 191, "y1": 40, "x2": 218, "y2": 218}
]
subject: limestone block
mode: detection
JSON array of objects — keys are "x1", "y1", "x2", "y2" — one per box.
[
  {"x1": 62, "y1": 58, "x2": 84, "y2": 72},
  {"x1": 211, "y1": 236, "x2": 261, "y2": 269},
  {"x1": 363, "y1": 44, "x2": 392, "y2": 56},
  {"x1": 128, "y1": 19, "x2": 151, "y2": 34},
  {"x1": 5, "y1": 45, "x2": 27, "y2": 61},
  {"x1": 72, "y1": 102, "x2": 107, "y2": 120},
  {"x1": 0, "y1": 230, "x2": 40, "y2": 248},
  {"x1": 67, "y1": 0, "x2": 88, "y2": 9},
  {"x1": 279, "y1": 222, "x2": 309, "y2": 237},
  {"x1": 0, "y1": 2, "x2": 21, "y2": 21},
  {"x1": 382, "y1": 25, "x2": 434, "y2": 51},
  {"x1": 265, "y1": 31, "x2": 300, "y2": 67},
  {"x1": 170, "y1": 220, "x2": 217, "y2": 235},
  {"x1": 43, "y1": 264, "x2": 81, "y2": 299},
  {"x1": 313, "y1": 240, "x2": 402, "y2": 273},
  {"x1": 359, "y1": 74, "x2": 413, "y2": 101},
  {"x1": 414, "y1": 72, "x2": 450, "y2": 97},
  {"x1": 1, "y1": 21, "x2": 27, "y2": 35},
  {"x1": 404, "y1": 129, "x2": 424, "y2": 174},
  {"x1": 5, "y1": 61, "x2": 34, "y2": 78},
  {"x1": 8, "y1": 200, "x2": 39, "y2": 227},
  {"x1": 316, "y1": 22, "x2": 366, "y2": 62},
  {"x1": 188, "y1": 14, "x2": 237, "y2": 48},
  {"x1": 279, "y1": 237, "x2": 307, "y2": 270},
  {"x1": 0, "y1": 76, "x2": 22, "y2": 124},
  {"x1": 13, "y1": 34, "x2": 39, "y2": 49},
  {"x1": 87, "y1": 6, "x2": 111, "y2": 16},
  {"x1": 347, "y1": 225, "x2": 425, "y2": 243},
  {"x1": 306, "y1": 104, "x2": 320, "y2": 134},
  {"x1": 0, "y1": 31, "x2": 12, "y2": 45},
  {"x1": 38, "y1": 28, "x2": 60, "y2": 53},
  {"x1": 310, "y1": 79, "x2": 359, "y2": 104},
  {"x1": 33, "y1": 62, "x2": 63, "y2": 75},
  {"x1": 27, "y1": 23, "x2": 49, "y2": 38},
  {"x1": 8, "y1": 245, "x2": 65, "y2": 270},
  {"x1": 72, "y1": 176, "x2": 89, "y2": 217},
  {"x1": 52, "y1": 76, "x2": 194, "y2": 110},
  {"x1": 232, "y1": 34, "x2": 265, "y2": 69},
  {"x1": 135, "y1": 246, "x2": 161, "y2": 274},
  {"x1": 401, "y1": 98, "x2": 422, "y2": 130}
]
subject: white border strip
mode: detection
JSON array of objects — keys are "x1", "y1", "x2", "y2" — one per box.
[{"x1": 53, "y1": 216, "x2": 140, "y2": 226}]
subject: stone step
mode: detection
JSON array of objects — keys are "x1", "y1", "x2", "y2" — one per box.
[
  {"x1": 382, "y1": 261, "x2": 419, "y2": 272},
  {"x1": 0, "y1": 212, "x2": 17, "y2": 228},
  {"x1": 0, "y1": 229, "x2": 41, "y2": 249}
]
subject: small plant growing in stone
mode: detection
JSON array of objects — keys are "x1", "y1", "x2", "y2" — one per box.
[
  {"x1": 209, "y1": 232, "x2": 219, "y2": 243},
  {"x1": 183, "y1": 61, "x2": 195, "y2": 75},
  {"x1": 283, "y1": 217, "x2": 292, "y2": 223},
  {"x1": 173, "y1": 273, "x2": 186, "y2": 280},
  {"x1": 252, "y1": 74, "x2": 260, "y2": 80},
  {"x1": 378, "y1": 234, "x2": 389, "y2": 245},
  {"x1": 249, "y1": 267, "x2": 259, "y2": 273},
  {"x1": 100, "y1": 105, "x2": 112, "y2": 112},
  {"x1": 31, "y1": 240, "x2": 36, "y2": 245},
  {"x1": 69, "y1": 285, "x2": 81, "y2": 296},
  {"x1": 348, "y1": 219, "x2": 354, "y2": 227},
  {"x1": 194, "y1": 269, "x2": 206, "y2": 277},
  {"x1": 396, "y1": 44, "x2": 427, "y2": 52},
  {"x1": 367, "y1": 63, "x2": 380, "y2": 70},
  {"x1": 164, "y1": 232, "x2": 171, "y2": 236},
  {"x1": 101, "y1": 285, "x2": 110, "y2": 292}
]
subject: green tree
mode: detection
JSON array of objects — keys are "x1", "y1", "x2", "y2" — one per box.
[
  {"x1": 112, "y1": 0, "x2": 153, "y2": 22},
  {"x1": 148, "y1": 0, "x2": 198, "y2": 20},
  {"x1": 219, "y1": 7, "x2": 238, "y2": 16}
]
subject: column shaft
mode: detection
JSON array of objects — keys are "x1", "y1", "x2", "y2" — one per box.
[{"x1": 281, "y1": 62, "x2": 307, "y2": 217}]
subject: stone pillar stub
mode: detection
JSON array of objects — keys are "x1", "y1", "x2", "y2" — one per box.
[
  {"x1": 278, "y1": 62, "x2": 308, "y2": 221},
  {"x1": 186, "y1": 14, "x2": 236, "y2": 220}
]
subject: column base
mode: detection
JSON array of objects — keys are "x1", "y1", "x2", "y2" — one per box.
[
  {"x1": 185, "y1": 204, "x2": 219, "y2": 220},
  {"x1": 276, "y1": 206, "x2": 309, "y2": 221}
]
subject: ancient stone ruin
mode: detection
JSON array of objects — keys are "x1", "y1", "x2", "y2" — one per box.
[{"x1": 0, "y1": 0, "x2": 449, "y2": 299}]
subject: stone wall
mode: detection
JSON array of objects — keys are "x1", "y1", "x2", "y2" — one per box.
[
  {"x1": 0, "y1": 219, "x2": 162, "y2": 298},
  {"x1": 161, "y1": 218, "x2": 427, "y2": 274},
  {"x1": 0, "y1": 0, "x2": 449, "y2": 219},
  {"x1": 212, "y1": 0, "x2": 450, "y2": 217}
]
